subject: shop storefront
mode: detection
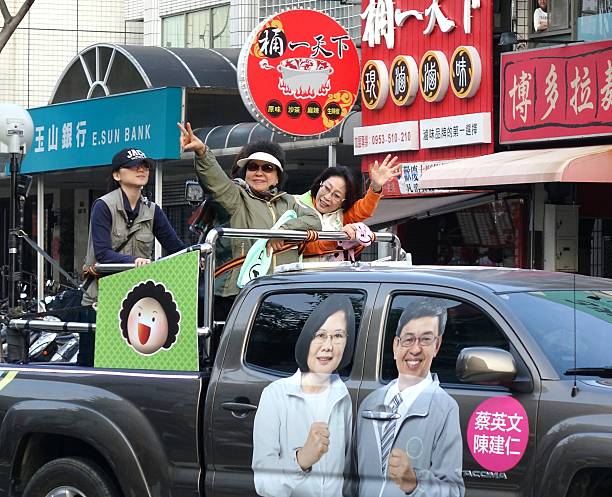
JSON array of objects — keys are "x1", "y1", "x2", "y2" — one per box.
[
  {"x1": 420, "y1": 39, "x2": 612, "y2": 276},
  {"x1": 354, "y1": 0, "x2": 530, "y2": 267}
]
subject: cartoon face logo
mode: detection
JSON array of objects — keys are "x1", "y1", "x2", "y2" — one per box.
[{"x1": 119, "y1": 281, "x2": 181, "y2": 355}]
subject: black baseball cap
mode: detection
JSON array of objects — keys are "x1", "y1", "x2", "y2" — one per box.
[{"x1": 111, "y1": 148, "x2": 154, "y2": 171}]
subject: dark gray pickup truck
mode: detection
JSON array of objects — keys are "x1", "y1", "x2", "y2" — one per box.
[{"x1": 2, "y1": 229, "x2": 612, "y2": 497}]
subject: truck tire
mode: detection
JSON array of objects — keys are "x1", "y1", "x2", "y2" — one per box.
[{"x1": 22, "y1": 456, "x2": 120, "y2": 497}]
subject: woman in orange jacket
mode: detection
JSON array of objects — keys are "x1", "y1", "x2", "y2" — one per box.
[{"x1": 296, "y1": 154, "x2": 399, "y2": 261}]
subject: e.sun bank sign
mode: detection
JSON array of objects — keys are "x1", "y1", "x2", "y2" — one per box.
[{"x1": 21, "y1": 87, "x2": 182, "y2": 173}]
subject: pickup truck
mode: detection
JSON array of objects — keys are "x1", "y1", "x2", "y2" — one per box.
[{"x1": 2, "y1": 228, "x2": 612, "y2": 497}]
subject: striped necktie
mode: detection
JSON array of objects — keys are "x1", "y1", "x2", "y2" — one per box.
[{"x1": 380, "y1": 392, "x2": 403, "y2": 475}]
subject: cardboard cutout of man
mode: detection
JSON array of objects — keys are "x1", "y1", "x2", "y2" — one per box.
[{"x1": 355, "y1": 297, "x2": 464, "y2": 497}]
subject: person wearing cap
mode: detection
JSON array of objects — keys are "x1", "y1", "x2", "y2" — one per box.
[
  {"x1": 252, "y1": 294, "x2": 355, "y2": 497},
  {"x1": 178, "y1": 122, "x2": 321, "y2": 301},
  {"x1": 81, "y1": 148, "x2": 185, "y2": 306}
]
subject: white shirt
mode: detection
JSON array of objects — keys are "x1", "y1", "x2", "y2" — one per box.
[
  {"x1": 534, "y1": 8, "x2": 548, "y2": 31},
  {"x1": 383, "y1": 373, "x2": 434, "y2": 439}
]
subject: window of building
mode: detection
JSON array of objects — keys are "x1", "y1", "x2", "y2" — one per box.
[
  {"x1": 162, "y1": 5, "x2": 230, "y2": 49},
  {"x1": 531, "y1": 0, "x2": 570, "y2": 34},
  {"x1": 577, "y1": 0, "x2": 612, "y2": 40},
  {"x1": 381, "y1": 294, "x2": 510, "y2": 384},
  {"x1": 245, "y1": 291, "x2": 366, "y2": 377}
]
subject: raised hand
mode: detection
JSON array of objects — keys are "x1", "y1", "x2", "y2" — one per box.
[
  {"x1": 387, "y1": 448, "x2": 418, "y2": 494},
  {"x1": 369, "y1": 154, "x2": 400, "y2": 191},
  {"x1": 296, "y1": 422, "x2": 330, "y2": 470},
  {"x1": 177, "y1": 122, "x2": 206, "y2": 157}
]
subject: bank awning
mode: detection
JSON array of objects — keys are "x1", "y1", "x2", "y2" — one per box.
[
  {"x1": 419, "y1": 145, "x2": 612, "y2": 189},
  {"x1": 367, "y1": 192, "x2": 493, "y2": 228},
  {"x1": 194, "y1": 111, "x2": 361, "y2": 155}
]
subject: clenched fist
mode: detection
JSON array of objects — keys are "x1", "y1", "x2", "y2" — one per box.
[
  {"x1": 296, "y1": 422, "x2": 330, "y2": 471},
  {"x1": 387, "y1": 448, "x2": 418, "y2": 494}
]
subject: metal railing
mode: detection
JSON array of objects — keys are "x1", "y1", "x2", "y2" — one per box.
[{"x1": 8, "y1": 228, "x2": 401, "y2": 345}]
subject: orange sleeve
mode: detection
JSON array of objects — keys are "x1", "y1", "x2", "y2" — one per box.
[
  {"x1": 343, "y1": 188, "x2": 382, "y2": 224},
  {"x1": 301, "y1": 188, "x2": 382, "y2": 257}
]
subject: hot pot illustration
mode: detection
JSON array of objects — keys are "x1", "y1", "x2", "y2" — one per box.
[{"x1": 276, "y1": 58, "x2": 334, "y2": 99}]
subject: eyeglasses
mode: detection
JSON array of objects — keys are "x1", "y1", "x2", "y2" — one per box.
[
  {"x1": 122, "y1": 162, "x2": 150, "y2": 170},
  {"x1": 319, "y1": 182, "x2": 345, "y2": 203},
  {"x1": 313, "y1": 331, "x2": 348, "y2": 345},
  {"x1": 246, "y1": 162, "x2": 276, "y2": 173},
  {"x1": 396, "y1": 334, "x2": 439, "y2": 348}
]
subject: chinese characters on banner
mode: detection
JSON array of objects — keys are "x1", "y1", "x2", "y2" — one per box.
[
  {"x1": 358, "y1": 0, "x2": 493, "y2": 191},
  {"x1": 500, "y1": 40, "x2": 612, "y2": 144},
  {"x1": 467, "y1": 396, "x2": 529, "y2": 472},
  {"x1": 237, "y1": 10, "x2": 360, "y2": 136}
]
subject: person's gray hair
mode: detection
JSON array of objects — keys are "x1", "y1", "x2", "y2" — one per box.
[{"x1": 395, "y1": 297, "x2": 448, "y2": 337}]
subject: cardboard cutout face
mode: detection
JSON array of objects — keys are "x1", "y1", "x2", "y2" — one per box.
[{"x1": 126, "y1": 296, "x2": 170, "y2": 354}]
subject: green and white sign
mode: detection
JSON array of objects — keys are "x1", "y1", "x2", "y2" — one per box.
[{"x1": 95, "y1": 251, "x2": 199, "y2": 371}]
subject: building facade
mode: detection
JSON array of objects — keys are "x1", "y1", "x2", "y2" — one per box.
[{"x1": 0, "y1": 0, "x2": 143, "y2": 108}]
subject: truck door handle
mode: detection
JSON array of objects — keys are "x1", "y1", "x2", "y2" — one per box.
[{"x1": 221, "y1": 400, "x2": 258, "y2": 418}]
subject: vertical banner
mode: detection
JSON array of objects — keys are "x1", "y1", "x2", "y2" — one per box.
[{"x1": 95, "y1": 251, "x2": 200, "y2": 371}]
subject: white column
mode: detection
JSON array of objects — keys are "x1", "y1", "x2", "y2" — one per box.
[
  {"x1": 328, "y1": 143, "x2": 337, "y2": 168},
  {"x1": 154, "y1": 161, "x2": 163, "y2": 259},
  {"x1": 37, "y1": 175, "x2": 45, "y2": 311}
]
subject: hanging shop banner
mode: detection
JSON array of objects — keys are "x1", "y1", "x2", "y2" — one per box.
[
  {"x1": 95, "y1": 251, "x2": 199, "y2": 372},
  {"x1": 500, "y1": 40, "x2": 612, "y2": 144},
  {"x1": 237, "y1": 9, "x2": 360, "y2": 136},
  {"x1": 359, "y1": 0, "x2": 494, "y2": 171},
  {"x1": 20, "y1": 87, "x2": 183, "y2": 173}
]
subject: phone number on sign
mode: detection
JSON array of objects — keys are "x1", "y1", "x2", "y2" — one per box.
[{"x1": 370, "y1": 131, "x2": 412, "y2": 146}]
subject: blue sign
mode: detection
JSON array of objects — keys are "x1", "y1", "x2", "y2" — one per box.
[{"x1": 20, "y1": 87, "x2": 183, "y2": 173}]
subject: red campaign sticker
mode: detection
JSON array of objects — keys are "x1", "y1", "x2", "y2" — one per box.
[
  {"x1": 237, "y1": 9, "x2": 360, "y2": 137},
  {"x1": 467, "y1": 396, "x2": 529, "y2": 472}
]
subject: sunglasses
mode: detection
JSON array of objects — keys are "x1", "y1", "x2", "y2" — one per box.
[
  {"x1": 121, "y1": 161, "x2": 151, "y2": 170},
  {"x1": 246, "y1": 162, "x2": 276, "y2": 173}
]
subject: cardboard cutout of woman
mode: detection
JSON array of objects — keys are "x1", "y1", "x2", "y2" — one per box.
[{"x1": 252, "y1": 295, "x2": 356, "y2": 497}]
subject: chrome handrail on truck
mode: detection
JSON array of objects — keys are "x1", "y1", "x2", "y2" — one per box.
[{"x1": 8, "y1": 229, "x2": 401, "y2": 346}]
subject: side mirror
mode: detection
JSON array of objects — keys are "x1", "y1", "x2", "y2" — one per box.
[
  {"x1": 185, "y1": 180, "x2": 204, "y2": 205},
  {"x1": 456, "y1": 347, "x2": 517, "y2": 385}
]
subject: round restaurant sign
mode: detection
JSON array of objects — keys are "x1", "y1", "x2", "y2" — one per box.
[{"x1": 237, "y1": 10, "x2": 360, "y2": 136}]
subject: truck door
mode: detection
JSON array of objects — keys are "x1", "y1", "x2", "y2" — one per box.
[
  {"x1": 205, "y1": 283, "x2": 379, "y2": 497},
  {"x1": 361, "y1": 286, "x2": 540, "y2": 497}
]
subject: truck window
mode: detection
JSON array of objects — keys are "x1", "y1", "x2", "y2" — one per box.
[
  {"x1": 245, "y1": 291, "x2": 366, "y2": 377},
  {"x1": 381, "y1": 294, "x2": 509, "y2": 384}
]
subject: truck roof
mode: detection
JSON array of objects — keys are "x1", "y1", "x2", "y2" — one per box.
[{"x1": 271, "y1": 263, "x2": 612, "y2": 294}]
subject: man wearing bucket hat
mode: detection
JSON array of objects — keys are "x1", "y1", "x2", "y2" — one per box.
[{"x1": 178, "y1": 122, "x2": 321, "y2": 305}]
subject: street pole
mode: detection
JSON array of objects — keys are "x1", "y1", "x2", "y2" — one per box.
[
  {"x1": 8, "y1": 152, "x2": 19, "y2": 310},
  {"x1": 6, "y1": 152, "x2": 27, "y2": 363}
]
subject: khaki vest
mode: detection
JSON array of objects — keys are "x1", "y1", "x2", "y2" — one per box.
[{"x1": 82, "y1": 188, "x2": 156, "y2": 304}]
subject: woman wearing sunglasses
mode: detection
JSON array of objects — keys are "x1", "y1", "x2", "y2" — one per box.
[
  {"x1": 296, "y1": 155, "x2": 400, "y2": 262},
  {"x1": 178, "y1": 122, "x2": 321, "y2": 302}
]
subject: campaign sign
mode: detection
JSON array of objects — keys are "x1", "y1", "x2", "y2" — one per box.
[
  {"x1": 237, "y1": 9, "x2": 360, "y2": 136},
  {"x1": 467, "y1": 396, "x2": 529, "y2": 472},
  {"x1": 95, "y1": 251, "x2": 199, "y2": 372}
]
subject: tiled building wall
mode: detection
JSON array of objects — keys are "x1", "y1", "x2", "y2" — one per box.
[{"x1": 0, "y1": 0, "x2": 143, "y2": 108}]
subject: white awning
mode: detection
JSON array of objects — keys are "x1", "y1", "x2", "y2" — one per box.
[
  {"x1": 419, "y1": 145, "x2": 612, "y2": 189},
  {"x1": 367, "y1": 192, "x2": 493, "y2": 228}
]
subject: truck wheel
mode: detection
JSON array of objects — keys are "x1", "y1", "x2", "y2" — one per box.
[{"x1": 23, "y1": 457, "x2": 119, "y2": 497}]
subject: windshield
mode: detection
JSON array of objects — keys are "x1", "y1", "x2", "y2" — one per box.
[{"x1": 503, "y1": 290, "x2": 612, "y2": 377}]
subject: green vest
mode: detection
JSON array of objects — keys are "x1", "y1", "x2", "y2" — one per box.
[{"x1": 82, "y1": 188, "x2": 156, "y2": 304}]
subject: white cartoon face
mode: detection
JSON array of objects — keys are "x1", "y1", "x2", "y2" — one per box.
[{"x1": 126, "y1": 297, "x2": 169, "y2": 354}]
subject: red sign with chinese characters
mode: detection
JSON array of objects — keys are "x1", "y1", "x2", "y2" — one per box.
[
  {"x1": 500, "y1": 40, "x2": 612, "y2": 144},
  {"x1": 237, "y1": 10, "x2": 360, "y2": 136},
  {"x1": 359, "y1": 0, "x2": 494, "y2": 196}
]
